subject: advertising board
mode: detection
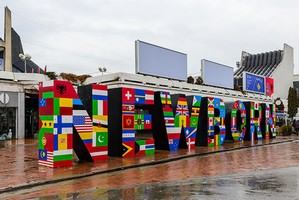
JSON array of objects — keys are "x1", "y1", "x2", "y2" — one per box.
[
  {"x1": 135, "y1": 40, "x2": 187, "y2": 81},
  {"x1": 243, "y1": 72, "x2": 265, "y2": 94},
  {"x1": 201, "y1": 59, "x2": 234, "y2": 89}
]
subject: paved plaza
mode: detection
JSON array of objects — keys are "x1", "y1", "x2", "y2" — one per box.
[{"x1": 0, "y1": 137, "x2": 298, "y2": 199}]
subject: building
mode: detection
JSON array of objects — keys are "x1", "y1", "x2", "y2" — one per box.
[
  {"x1": 234, "y1": 44, "x2": 294, "y2": 100},
  {"x1": 0, "y1": 7, "x2": 44, "y2": 73},
  {"x1": 0, "y1": 72, "x2": 48, "y2": 139},
  {"x1": 0, "y1": 7, "x2": 48, "y2": 139},
  {"x1": 293, "y1": 74, "x2": 299, "y2": 94},
  {"x1": 85, "y1": 72, "x2": 272, "y2": 104}
]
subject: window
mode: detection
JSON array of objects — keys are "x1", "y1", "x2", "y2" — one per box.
[{"x1": 0, "y1": 107, "x2": 16, "y2": 139}]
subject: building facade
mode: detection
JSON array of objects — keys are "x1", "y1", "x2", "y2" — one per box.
[
  {"x1": 234, "y1": 44, "x2": 294, "y2": 100},
  {"x1": 0, "y1": 7, "x2": 48, "y2": 139}
]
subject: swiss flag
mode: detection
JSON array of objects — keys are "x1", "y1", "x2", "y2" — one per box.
[{"x1": 122, "y1": 88, "x2": 135, "y2": 103}]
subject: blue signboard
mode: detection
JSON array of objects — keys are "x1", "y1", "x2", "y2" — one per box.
[{"x1": 243, "y1": 72, "x2": 265, "y2": 94}]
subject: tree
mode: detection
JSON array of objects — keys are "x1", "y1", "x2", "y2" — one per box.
[
  {"x1": 60, "y1": 73, "x2": 78, "y2": 83},
  {"x1": 187, "y1": 76, "x2": 194, "y2": 84},
  {"x1": 45, "y1": 72, "x2": 58, "y2": 80},
  {"x1": 195, "y1": 76, "x2": 203, "y2": 85},
  {"x1": 59, "y1": 73, "x2": 91, "y2": 84},
  {"x1": 287, "y1": 87, "x2": 298, "y2": 118},
  {"x1": 77, "y1": 74, "x2": 91, "y2": 83}
]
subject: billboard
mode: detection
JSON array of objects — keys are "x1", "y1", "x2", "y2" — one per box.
[
  {"x1": 135, "y1": 40, "x2": 187, "y2": 81},
  {"x1": 243, "y1": 72, "x2": 265, "y2": 94},
  {"x1": 266, "y1": 77, "x2": 274, "y2": 97},
  {"x1": 201, "y1": 59, "x2": 234, "y2": 89}
]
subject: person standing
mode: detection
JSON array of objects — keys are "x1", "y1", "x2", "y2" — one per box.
[{"x1": 295, "y1": 120, "x2": 299, "y2": 136}]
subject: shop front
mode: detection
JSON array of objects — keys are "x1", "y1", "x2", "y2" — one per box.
[{"x1": 0, "y1": 91, "x2": 24, "y2": 139}]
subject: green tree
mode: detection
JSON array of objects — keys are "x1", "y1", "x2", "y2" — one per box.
[
  {"x1": 195, "y1": 76, "x2": 203, "y2": 85},
  {"x1": 187, "y1": 76, "x2": 194, "y2": 84},
  {"x1": 45, "y1": 72, "x2": 58, "y2": 80},
  {"x1": 287, "y1": 87, "x2": 298, "y2": 118}
]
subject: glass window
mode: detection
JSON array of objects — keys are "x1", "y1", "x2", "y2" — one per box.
[
  {"x1": 0, "y1": 107, "x2": 16, "y2": 139},
  {"x1": 0, "y1": 58, "x2": 3, "y2": 71}
]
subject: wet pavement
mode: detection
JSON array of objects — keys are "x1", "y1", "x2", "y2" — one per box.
[
  {"x1": 66, "y1": 166, "x2": 299, "y2": 200},
  {"x1": 1, "y1": 139, "x2": 299, "y2": 199},
  {"x1": 26, "y1": 166, "x2": 299, "y2": 200},
  {"x1": 0, "y1": 137, "x2": 293, "y2": 193}
]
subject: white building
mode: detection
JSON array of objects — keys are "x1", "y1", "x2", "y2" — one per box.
[
  {"x1": 0, "y1": 7, "x2": 49, "y2": 139},
  {"x1": 234, "y1": 43, "x2": 294, "y2": 101},
  {"x1": 0, "y1": 71, "x2": 48, "y2": 139}
]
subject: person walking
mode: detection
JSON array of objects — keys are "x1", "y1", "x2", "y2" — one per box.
[{"x1": 293, "y1": 120, "x2": 296, "y2": 133}]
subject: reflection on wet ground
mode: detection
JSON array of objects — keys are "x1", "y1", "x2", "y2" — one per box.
[
  {"x1": 0, "y1": 137, "x2": 293, "y2": 192},
  {"x1": 2, "y1": 139, "x2": 299, "y2": 199},
  {"x1": 38, "y1": 166, "x2": 299, "y2": 200}
]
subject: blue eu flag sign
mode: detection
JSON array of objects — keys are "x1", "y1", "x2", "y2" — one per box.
[{"x1": 246, "y1": 73, "x2": 265, "y2": 94}]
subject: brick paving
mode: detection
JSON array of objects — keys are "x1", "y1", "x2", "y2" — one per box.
[{"x1": 0, "y1": 137, "x2": 295, "y2": 194}]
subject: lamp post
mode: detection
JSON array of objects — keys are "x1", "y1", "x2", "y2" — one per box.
[
  {"x1": 19, "y1": 53, "x2": 31, "y2": 73},
  {"x1": 98, "y1": 66, "x2": 107, "y2": 76}
]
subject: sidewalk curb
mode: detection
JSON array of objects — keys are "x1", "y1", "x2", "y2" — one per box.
[{"x1": 0, "y1": 139, "x2": 294, "y2": 194}]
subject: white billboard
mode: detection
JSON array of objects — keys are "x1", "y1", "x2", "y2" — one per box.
[
  {"x1": 201, "y1": 59, "x2": 234, "y2": 89},
  {"x1": 135, "y1": 40, "x2": 187, "y2": 81}
]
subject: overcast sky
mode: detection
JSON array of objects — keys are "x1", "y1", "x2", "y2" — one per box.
[{"x1": 0, "y1": 0, "x2": 298, "y2": 75}]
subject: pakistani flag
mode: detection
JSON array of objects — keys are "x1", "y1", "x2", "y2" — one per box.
[{"x1": 95, "y1": 132, "x2": 108, "y2": 146}]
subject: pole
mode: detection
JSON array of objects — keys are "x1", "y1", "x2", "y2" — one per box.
[{"x1": 24, "y1": 60, "x2": 27, "y2": 73}]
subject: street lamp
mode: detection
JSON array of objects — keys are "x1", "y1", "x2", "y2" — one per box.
[
  {"x1": 98, "y1": 66, "x2": 107, "y2": 76},
  {"x1": 19, "y1": 53, "x2": 31, "y2": 73}
]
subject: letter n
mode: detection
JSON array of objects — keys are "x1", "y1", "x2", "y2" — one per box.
[{"x1": 38, "y1": 80, "x2": 108, "y2": 168}]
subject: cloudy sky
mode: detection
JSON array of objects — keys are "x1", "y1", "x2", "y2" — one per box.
[{"x1": 0, "y1": 0, "x2": 298, "y2": 75}]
